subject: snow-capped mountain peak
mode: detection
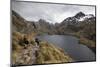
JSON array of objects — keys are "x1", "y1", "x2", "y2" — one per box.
[
  {"x1": 62, "y1": 12, "x2": 95, "y2": 25},
  {"x1": 74, "y1": 12, "x2": 85, "y2": 19}
]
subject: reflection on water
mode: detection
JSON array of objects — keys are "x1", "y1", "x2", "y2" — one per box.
[{"x1": 37, "y1": 35, "x2": 96, "y2": 62}]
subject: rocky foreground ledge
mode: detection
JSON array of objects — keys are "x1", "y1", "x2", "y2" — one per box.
[{"x1": 12, "y1": 31, "x2": 73, "y2": 66}]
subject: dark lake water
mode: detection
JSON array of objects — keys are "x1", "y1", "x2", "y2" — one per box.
[{"x1": 37, "y1": 35, "x2": 96, "y2": 62}]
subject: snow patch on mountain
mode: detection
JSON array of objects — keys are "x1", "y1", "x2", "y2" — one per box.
[{"x1": 79, "y1": 14, "x2": 94, "y2": 21}]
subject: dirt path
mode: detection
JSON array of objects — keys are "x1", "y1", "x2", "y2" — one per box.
[{"x1": 15, "y1": 44, "x2": 39, "y2": 65}]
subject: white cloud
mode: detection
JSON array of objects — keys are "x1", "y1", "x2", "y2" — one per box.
[{"x1": 12, "y1": 1, "x2": 95, "y2": 23}]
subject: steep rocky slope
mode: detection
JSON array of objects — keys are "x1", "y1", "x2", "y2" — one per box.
[{"x1": 12, "y1": 10, "x2": 36, "y2": 34}]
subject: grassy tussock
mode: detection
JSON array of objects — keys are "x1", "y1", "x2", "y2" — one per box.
[
  {"x1": 79, "y1": 37, "x2": 96, "y2": 47},
  {"x1": 12, "y1": 31, "x2": 36, "y2": 64},
  {"x1": 12, "y1": 31, "x2": 73, "y2": 65},
  {"x1": 12, "y1": 31, "x2": 24, "y2": 64},
  {"x1": 12, "y1": 31, "x2": 24, "y2": 51},
  {"x1": 71, "y1": 32, "x2": 96, "y2": 48},
  {"x1": 36, "y1": 41, "x2": 73, "y2": 64}
]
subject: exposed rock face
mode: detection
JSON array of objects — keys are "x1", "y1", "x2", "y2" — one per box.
[
  {"x1": 14, "y1": 44, "x2": 39, "y2": 65},
  {"x1": 74, "y1": 12, "x2": 85, "y2": 19},
  {"x1": 61, "y1": 12, "x2": 95, "y2": 26}
]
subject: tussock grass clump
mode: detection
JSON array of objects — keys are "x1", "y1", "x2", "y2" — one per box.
[
  {"x1": 71, "y1": 32, "x2": 96, "y2": 48},
  {"x1": 12, "y1": 31, "x2": 24, "y2": 51},
  {"x1": 79, "y1": 37, "x2": 96, "y2": 47},
  {"x1": 36, "y1": 41, "x2": 73, "y2": 64},
  {"x1": 12, "y1": 31, "x2": 36, "y2": 65}
]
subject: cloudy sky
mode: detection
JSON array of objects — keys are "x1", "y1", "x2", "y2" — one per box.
[{"x1": 12, "y1": 0, "x2": 95, "y2": 23}]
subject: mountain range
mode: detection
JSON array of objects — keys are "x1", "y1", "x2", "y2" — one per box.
[{"x1": 12, "y1": 10, "x2": 96, "y2": 65}]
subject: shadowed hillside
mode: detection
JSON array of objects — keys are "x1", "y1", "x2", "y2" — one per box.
[{"x1": 12, "y1": 10, "x2": 37, "y2": 34}]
